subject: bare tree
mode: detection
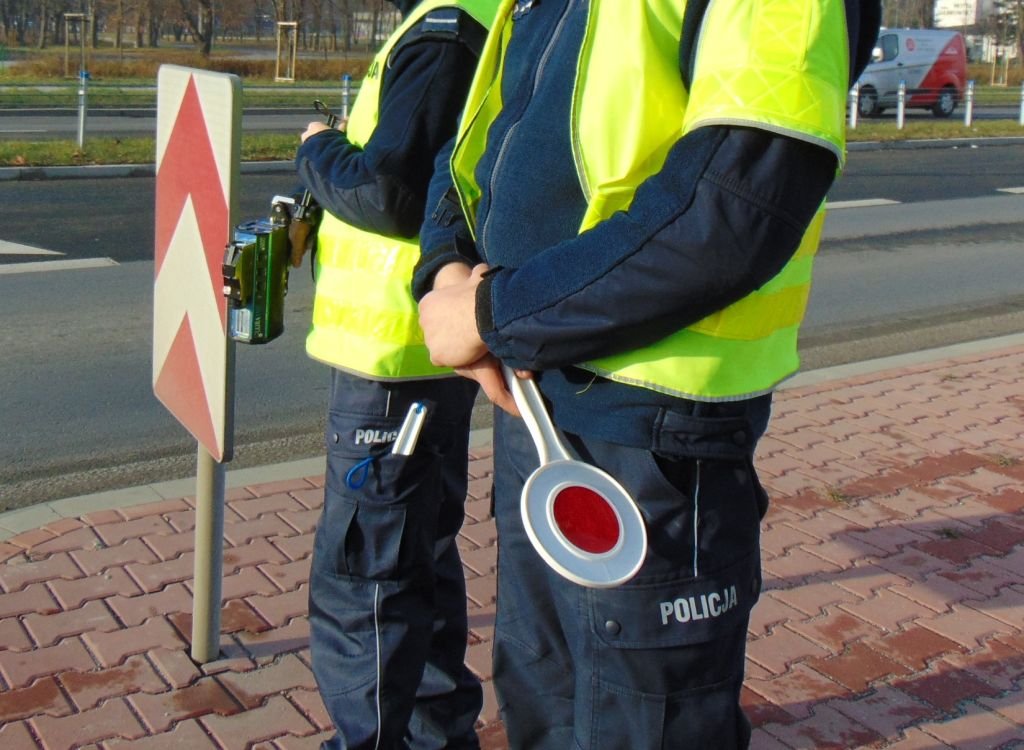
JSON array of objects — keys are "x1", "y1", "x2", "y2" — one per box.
[
  {"x1": 999, "y1": 0, "x2": 1024, "y2": 65},
  {"x1": 883, "y1": 0, "x2": 936, "y2": 28},
  {"x1": 177, "y1": 0, "x2": 213, "y2": 55},
  {"x1": 37, "y1": 0, "x2": 49, "y2": 48}
]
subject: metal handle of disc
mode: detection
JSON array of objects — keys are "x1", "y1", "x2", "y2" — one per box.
[{"x1": 502, "y1": 365, "x2": 571, "y2": 464}]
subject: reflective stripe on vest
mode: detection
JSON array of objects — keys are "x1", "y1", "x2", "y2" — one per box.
[
  {"x1": 452, "y1": 0, "x2": 848, "y2": 400},
  {"x1": 307, "y1": 0, "x2": 499, "y2": 379}
]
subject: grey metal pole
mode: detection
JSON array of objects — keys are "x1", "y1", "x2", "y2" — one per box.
[
  {"x1": 849, "y1": 83, "x2": 859, "y2": 129},
  {"x1": 1019, "y1": 82, "x2": 1023, "y2": 127},
  {"x1": 896, "y1": 80, "x2": 905, "y2": 130},
  {"x1": 191, "y1": 444, "x2": 225, "y2": 663},
  {"x1": 76, "y1": 70, "x2": 88, "y2": 149},
  {"x1": 964, "y1": 80, "x2": 974, "y2": 127}
]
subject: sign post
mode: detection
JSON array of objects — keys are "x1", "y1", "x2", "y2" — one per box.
[{"x1": 153, "y1": 65, "x2": 240, "y2": 663}]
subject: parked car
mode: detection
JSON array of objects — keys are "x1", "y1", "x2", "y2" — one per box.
[{"x1": 855, "y1": 28, "x2": 967, "y2": 118}]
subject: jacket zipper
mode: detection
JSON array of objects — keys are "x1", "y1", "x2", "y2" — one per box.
[{"x1": 479, "y1": 0, "x2": 577, "y2": 255}]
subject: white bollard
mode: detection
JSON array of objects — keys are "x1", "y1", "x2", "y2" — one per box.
[
  {"x1": 76, "y1": 70, "x2": 89, "y2": 149},
  {"x1": 341, "y1": 74, "x2": 352, "y2": 121},
  {"x1": 964, "y1": 80, "x2": 975, "y2": 127},
  {"x1": 896, "y1": 80, "x2": 906, "y2": 130},
  {"x1": 849, "y1": 83, "x2": 859, "y2": 129}
]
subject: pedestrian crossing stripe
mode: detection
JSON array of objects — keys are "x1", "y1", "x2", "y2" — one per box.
[
  {"x1": 0, "y1": 258, "x2": 118, "y2": 275},
  {"x1": 825, "y1": 198, "x2": 900, "y2": 210},
  {"x1": 0, "y1": 240, "x2": 62, "y2": 255}
]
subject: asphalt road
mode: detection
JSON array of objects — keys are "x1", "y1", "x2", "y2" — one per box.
[
  {"x1": 1, "y1": 102, "x2": 1023, "y2": 141},
  {"x1": 1, "y1": 142, "x2": 1023, "y2": 509}
]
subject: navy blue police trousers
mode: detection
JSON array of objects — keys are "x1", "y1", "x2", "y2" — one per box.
[
  {"x1": 309, "y1": 369, "x2": 482, "y2": 750},
  {"x1": 490, "y1": 399, "x2": 770, "y2": 749}
]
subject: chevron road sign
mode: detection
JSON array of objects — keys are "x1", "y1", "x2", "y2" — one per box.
[{"x1": 153, "y1": 65, "x2": 240, "y2": 462}]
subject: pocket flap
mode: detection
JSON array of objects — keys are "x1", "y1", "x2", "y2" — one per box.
[{"x1": 589, "y1": 552, "x2": 761, "y2": 649}]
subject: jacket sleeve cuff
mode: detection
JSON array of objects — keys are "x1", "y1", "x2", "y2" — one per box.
[
  {"x1": 411, "y1": 248, "x2": 472, "y2": 301},
  {"x1": 476, "y1": 270, "x2": 496, "y2": 335},
  {"x1": 478, "y1": 271, "x2": 530, "y2": 370}
]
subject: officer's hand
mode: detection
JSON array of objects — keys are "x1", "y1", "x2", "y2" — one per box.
[
  {"x1": 300, "y1": 121, "x2": 331, "y2": 143},
  {"x1": 418, "y1": 264, "x2": 489, "y2": 368},
  {"x1": 456, "y1": 355, "x2": 521, "y2": 417},
  {"x1": 431, "y1": 261, "x2": 472, "y2": 290},
  {"x1": 288, "y1": 219, "x2": 315, "y2": 268}
]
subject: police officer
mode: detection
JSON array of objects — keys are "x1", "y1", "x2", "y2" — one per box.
[
  {"x1": 413, "y1": 0, "x2": 881, "y2": 747},
  {"x1": 288, "y1": 1, "x2": 498, "y2": 748}
]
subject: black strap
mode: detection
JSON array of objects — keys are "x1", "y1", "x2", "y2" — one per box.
[{"x1": 679, "y1": 0, "x2": 712, "y2": 91}]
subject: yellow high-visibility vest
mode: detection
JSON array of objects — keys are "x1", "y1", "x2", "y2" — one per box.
[
  {"x1": 451, "y1": 0, "x2": 849, "y2": 400},
  {"x1": 307, "y1": 0, "x2": 498, "y2": 379}
]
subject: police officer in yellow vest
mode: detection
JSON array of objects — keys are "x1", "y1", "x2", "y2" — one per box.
[
  {"x1": 414, "y1": 0, "x2": 880, "y2": 747},
  {"x1": 289, "y1": 1, "x2": 497, "y2": 747}
]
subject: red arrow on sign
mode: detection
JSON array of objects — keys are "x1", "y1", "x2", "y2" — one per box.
[{"x1": 155, "y1": 76, "x2": 228, "y2": 318}]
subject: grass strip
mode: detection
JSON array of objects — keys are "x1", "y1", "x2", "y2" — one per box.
[
  {"x1": 0, "y1": 133, "x2": 299, "y2": 167},
  {"x1": 1, "y1": 121, "x2": 1022, "y2": 168}
]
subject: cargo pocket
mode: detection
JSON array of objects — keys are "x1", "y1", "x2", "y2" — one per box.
[
  {"x1": 319, "y1": 409, "x2": 441, "y2": 582},
  {"x1": 584, "y1": 552, "x2": 760, "y2": 748}
]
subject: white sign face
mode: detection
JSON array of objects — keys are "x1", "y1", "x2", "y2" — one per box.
[{"x1": 153, "y1": 65, "x2": 240, "y2": 462}]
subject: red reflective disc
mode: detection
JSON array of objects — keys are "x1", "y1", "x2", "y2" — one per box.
[{"x1": 552, "y1": 486, "x2": 621, "y2": 554}]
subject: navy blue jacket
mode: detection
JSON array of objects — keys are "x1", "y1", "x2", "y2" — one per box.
[
  {"x1": 414, "y1": 0, "x2": 881, "y2": 451},
  {"x1": 295, "y1": 1, "x2": 486, "y2": 239}
]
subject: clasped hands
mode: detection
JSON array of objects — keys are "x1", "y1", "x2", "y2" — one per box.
[{"x1": 418, "y1": 263, "x2": 523, "y2": 416}]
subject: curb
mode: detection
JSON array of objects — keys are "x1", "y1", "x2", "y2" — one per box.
[
  {"x1": 846, "y1": 135, "x2": 1024, "y2": 151},
  {"x1": 3, "y1": 137, "x2": 1023, "y2": 182},
  {"x1": 0, "y1": 160, "x2": 295, "y2": 181},
  {"x1": 0, "y1": 427, "x2": 494, "y2": 541}
]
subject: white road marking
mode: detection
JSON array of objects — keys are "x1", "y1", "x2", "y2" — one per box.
[
  {"x1": 0, "y1": 258, "x2": 118, "y2": 275},
  {"x1": 826, "y1": 198, "x2": 901, "y2": 210},
  {"x1": 0, "y1": 240, "x2": 62, "y2": 256},
  {"x1": 996, "y1": 187, "x2": 1024, "y2": 194}
]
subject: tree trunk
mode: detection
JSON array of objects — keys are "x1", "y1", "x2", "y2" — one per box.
[
  {"x1": 342, "y1": 0, "x2": 352, "y2": 52},
  {"x1": 36, "y1": 1, "x2": 47, "y2": 49},
  {"x1": 149, "y1": 7, "x2": 161, "y2": 48},
  {"x1": 115, "y1": 0, "x2": 124, "y2": 51},
  {"x1": 1016, "y1": 0, "x2": 1024, "y2": 68},
  {"x1": 178, "y1": 0, "x2": 214, "y2": 56}
]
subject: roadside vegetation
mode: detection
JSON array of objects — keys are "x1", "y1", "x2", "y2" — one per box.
[
  {"x1": 3, "y1": 47, "x2": 372, "y2": 80},
  {"x1": 0, "y1": 133, "x2": 299, "y2": 167},
  {"x1": 3, "y1": 118, "x2": 1024, "y2": 169},
  {"x1": 2, "y1": 49, "x2": 1023, "y2": 168}
]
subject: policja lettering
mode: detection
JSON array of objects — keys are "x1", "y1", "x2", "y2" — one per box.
[
  {"x1": 354, "y1": 428, "x2": 399, "y2": 446},
  {"x1": 659, "y1": 585, "x2": 739, "y2": 626}
]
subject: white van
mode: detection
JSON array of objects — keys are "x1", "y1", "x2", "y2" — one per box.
[{"x1": 855, "y1": 28, "x2": 967, "y2": 118}]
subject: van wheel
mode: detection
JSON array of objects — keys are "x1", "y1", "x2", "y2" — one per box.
[
  {"x1": 932, "y1": 86, "x2": 958, "y2": 118},
  {"x1": 857, "y1": 87, "x2": 879, "y2": 117}
]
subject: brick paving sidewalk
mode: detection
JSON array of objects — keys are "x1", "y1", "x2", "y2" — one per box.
[{"x1": 1, "y1": 345, "x2": 1023, "y2": 749}]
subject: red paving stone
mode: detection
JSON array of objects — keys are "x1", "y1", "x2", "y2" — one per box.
[
  {"x1": 60, "y1": 654, "x2": 166, "y2": 711},
  {"x1": 129, "y1": 677, "x2": 241, "y2": 732},
  {"x1": 0, "y1": 345, "x2": 1023, "y2": 748},
  {"x1": 0, "y1": 676, "x2": 72, "y2": 722},
  {"x1": 31, "y1": 697, "x2": 147, "y2": 748}
]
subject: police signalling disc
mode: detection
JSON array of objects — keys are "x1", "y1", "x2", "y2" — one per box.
[{"x1": 504, "y1": 366, "x2": 648, "y2": 588}]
